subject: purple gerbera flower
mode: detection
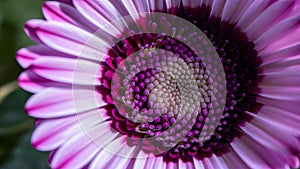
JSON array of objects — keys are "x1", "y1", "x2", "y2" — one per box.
[{"x1": 17, "y1": 0, "x2": 300, "y2": 168}]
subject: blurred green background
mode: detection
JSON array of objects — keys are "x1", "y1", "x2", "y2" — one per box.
[{"x1": 0, "y1": 0, "x2": 49, "y2": 168}]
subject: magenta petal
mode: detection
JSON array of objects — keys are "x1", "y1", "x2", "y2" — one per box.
[
  {"x1": 18, "y1": 70, "x2": 71, "y2": 93},
  {"x1": 237, "y1": 0, "x2": 271, "y2": 30},
  {"x1": 16, "y1": 44, "x2": 73, "y2": 69},
  {"x1": 255, "y1": 15, "x2": 300, "y2": 50},
  {"x1": 245, "y1": 1, "x2": 295, "y2": 40},
  {"x1": 35, "y1": 22, "x2": 109, "y2": 60},
  {"x1": 210, "y1": 0, "x2": 226, "y2": 18},
  {"x1": 25, "y1": 88, "x2": 106, "y2": 118},
  {"x1": 24, "y1": 19, "x2": 47, "y2": 43},
  {"x1": 43, "y1": 1, "x2": 97, "y2": 32},
  {"x1": 50, "y1": 122, "x2": 112, "y2": 169},
  {"x1": 88, "y1": 136, "x2": 138, "y2": 169},
  {"x1": 30, "y1": 57, "x2": 101, "y2": 85},
  {"x1": 31, "y1": 116, "x2": 79, "y2": 151},
  {"x1": 73, "y1": 0, "x2": 122, "y2": 29}
]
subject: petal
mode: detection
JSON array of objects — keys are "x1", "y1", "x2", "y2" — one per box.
[
  {"x1": 178, "y1": 159, "x2": 195, "y2": 169},
  {"x1": 24, "y1": 19, "x2": 47, "y2": 43},
  {"x1": 55, "y1": 0, "x2": 73, "y2": 6},
  {"x1": 18, "y1": 70, "x2": 71, "y2": 93},
  {"x1": 88, "y1": 136, "x2": 140, "y2": 169},
  {"x1": 42, "y1": 1, "x2": 97, "y2": 31},
  {"x1": 35, "y1": 21, "x2": 109, "y2": 61},
  {"x1": 182, "y1": 0, "x2": 203, "y2": 8},
  {"x1": 32, "y1": 115, "x2": 79, "y2": 151},
  {"x1": 228, "y1": 0, "x2": 253, "y2": 24},
  {"x1": 249, "y1": 86, "x2": 300, "y2": 101},
  {"x1": 244, "y1": 1, "x2": 295, "y2": 40},
  {"x1": 149, "y1": 0, "x2": 165, "y2": 12},
  {"x1": 202, "y1": 158, "x2": 214, "y2": 169},
  {"x1": 151, "y1": 156, "x2": 166, "y2": 169},
  {"x1": 30, "y1": 57, "x2": 101, "y2": 85},
  {"x1": 237, "y1": 0, "x2": 272, "y2": 30},
  {"x1": 255, "y1": 15, "x2": 300, "y2": 51},
  {"x1": 257, "y1": 96, "x2": 300, "y2": 115},
  {"x1": 166, "y1": 0, "x2": 181, "y2": 14},
  {"x1": 234, "y1": 135, "x2": 291, "y2": 169},
  {"x1": 16, "y1": 44, "x2": 73, "y2": 69},
  {"x1": 221, "y1": 0, "x2": 239, "y2": 22},
  {"x1": 50, "y1": 121, "x2": 114, "y2": 169},
  {"x1": 208, "y1": 155, "x2": 229, "y2": 169},
  {"x1": 193, "y1": 157, "x2": 205, "y2": 169},
  {"x1": 166, "y1": 161, "x2": 178, "y2": 169},
  {"x1": 73, "y1": 0, "x2": 124, "y2": 35},
  {"x1": 232, "y1": 137, "x2": 275, "y2": 168},
  {"x1": 25, "y1": 87, "x2": 106, "y2": 118},
  {"x1": 258, "y1": 72, "x2": 300, "y2": 87},
  {"x1": 32, "y1": 108, "x2": 109, "y2": 151},
  {"x1": 244, "y1": 111, "x2": 300, "y2": 154},
  {"x1": 259, "y1": 43, "x2": 300, "y2": 66},
  {"x1": 222, "y1": 151, "x2": 248, "y2": 169},
  {"x1": 210, "y1": 0, "x2": 226, "y2": 18}
]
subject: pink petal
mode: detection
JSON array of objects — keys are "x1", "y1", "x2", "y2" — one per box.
[
  {"x1": 257, "y1": 96, "x2": 300, "y2": 115},
  {"x1": 249, "y1": 86, "x2": 300, "y2": 101},
  {"x1": 258, "y1": 73, "x2": 300, "y2": 87},
  {"x1": 25, "y1": 88, "x2": 106, "y2": 118},
  {"x1": 202, "y1": 158, "x2": 214, "y2": 169},
  {"x1": 166, "y1": 0, "x2": 181, "y2": 14},
  {"x1": 208, "y1": 155, "x2": 229, "y2": 169},
  {"x1": 30, "y1": 57, "x2": 101, "y2": 85},
  {"x1": 24, "y1": 19, "x2": 47, "y2": 43},
  {"x1": 35, "y1": 22, "x2": 109, "y2": 60},
  {"x1": 221, "y1": 0, "x2": 239, "y2": 22},
  {"x1": 42, "y1": 1, "x2": 97, "y2": 31},
  {"x1": 182, "y1": 0, "x2": 203, "y2": 8},
  {"x1": 32, "y1": 116, "x2": 79, "y2": 151},
  {"x1": 178, "y1": 159, "x2": 195, "y2": 169},
  {"x1": 261, "y1": 26, "x2": 300, "y2": 55},
  {"x1": 73, "y1": 0, "x2": 123, "y2": 33},
  {"x1": 55, "y1": 0, "x2": 73, "y2": 6},
  {"x1": 237, "y1": 0, "x2": 272, "y2": 30},
  {"x1": 166, "y1": 161, "x2": 178, "y2": 169},
  {"x1": 152, "y1": 156, "x2": 166, "y2": 169},
  {"x1": 132, "y1": 153, "x2": 147, "y2": 169},
  {"x1": 255, "y1": 15, "x2": 300, "y2": 50},
  {"x1": 32, "y1": 109, "x2": 109, "y2": 151},
  {"x1": 50, "y1": 122, "x2": 113, "y2": 169},
  {"x1": 142, "y1": 155, "x2": 166, "y2": 169},
  {"x1": 228, "y1": 0, "x2": 253, "y2": 24},
  {"x1": 245, "y1": 111, "x2": 300, "y2": 154},
  {"x1": 234, "y1": 135, "x2": 291, "y2": 169},
  {"x1": 18, "y1": 70, "x2": 71, "y2": 93},
  {"x1": 245, "y1": 1, "x2": 295, "y2": 41},
  {"x1": 193, "y1": 157, "x2": 205, "y2": 169},
  {"x1": 88, "y1": 136, "x2": 139, "y2": 169},
  {"x1": 222, "y1": 151, "x2": 249, "y2": 169},
  {"x1": 16, "y1": 44, "x2": 73, "y2": 69},
  {"x1": 259, "y1": 43, "x2": 300, "y2": 66},
  {"x1": 231, "y1": 137, "x2": 274, "y2": 168},
  {"x1": 210, "y1": 0, "x2": 226, "y2": 18}
]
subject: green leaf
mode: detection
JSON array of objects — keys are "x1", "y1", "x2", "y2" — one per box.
[
  {"x1": 0, "y1": 130, "x2": 50, "y2": 169},
  {"x1": 0, "y1": 0, "x2": 44, "y2": 86},
  {"x1": 0, "y1": 87, "x2": 34, "y2": 164},
  {"x1": 0, "y1": 88, "x2": 32, "y2": 128}
]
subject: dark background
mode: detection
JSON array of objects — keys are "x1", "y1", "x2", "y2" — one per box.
[{"x1": 0, "y1": 0, "x2": 50, "y2": 168}]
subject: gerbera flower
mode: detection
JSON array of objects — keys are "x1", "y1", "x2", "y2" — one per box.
[{"x1": 17, "y1": 0, "x2": 300, "y2": 168}]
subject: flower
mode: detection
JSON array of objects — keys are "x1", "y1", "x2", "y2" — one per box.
[{"x1": 17, "y1": 0, "x2": 300, "y2": 168}]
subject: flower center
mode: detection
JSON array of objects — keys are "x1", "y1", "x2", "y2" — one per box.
[{"x1": 98, "y1": 5, "x2": 261, "y2": 162}]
